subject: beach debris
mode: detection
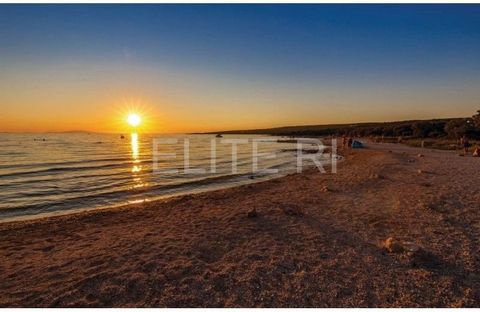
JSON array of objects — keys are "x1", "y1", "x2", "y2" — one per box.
[
  {"x1": 246, "y1": 207, "x2": 257, "y2": 218},
  {"x1": 322, "y1": 186, "x2": 331, "y2": 192},
  {"x1": 370, "y1": 173, "x2": 382, "y2": 179},
  {"x1": 417, "y1": 169, "x2": 426, "y2": 174},
  {"x1": 417, "y1": 154, "x2": 425, "y2": 158}
]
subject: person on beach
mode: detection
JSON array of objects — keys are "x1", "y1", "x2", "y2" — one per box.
[
  {"x1": 460, "y1": 135, "x2": 471, "y2": 153},
  {"x1": 347, "y1": 137, "x2": 353, "y2": 148},
  {"x1": 342, "y1": 135, "x2": 347, "y2": 149},
  {"x1": 473, "y1": 146, "x2": 479, "y2": 157}
]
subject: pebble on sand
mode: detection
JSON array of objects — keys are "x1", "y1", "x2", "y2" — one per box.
[
  {"x1": 381, "y1": 238, "x2": 439, "y2": 268},
  {"x1": 246, "y1": 207, "x2": 257, "y2": 218},
  {"x1": 381, "y1": 237, "x2": 405, "y2": 253}
]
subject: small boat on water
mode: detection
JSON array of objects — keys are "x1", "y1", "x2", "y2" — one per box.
[{"x1": 215, "y1": 134, "x2": 223, "y2": 138}]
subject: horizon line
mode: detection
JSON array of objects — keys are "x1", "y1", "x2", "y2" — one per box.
[{"x1": 0, "y1": 116, "x2": 468, "y2": 135}]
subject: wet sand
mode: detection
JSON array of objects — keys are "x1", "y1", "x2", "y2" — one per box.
[{"x1": 1, "y1": 142, "x2": 480, "y2": 307}]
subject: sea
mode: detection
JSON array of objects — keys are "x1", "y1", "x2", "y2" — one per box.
[{"x1": 0, "y1": 133, "x2": 334, "y2": 222}]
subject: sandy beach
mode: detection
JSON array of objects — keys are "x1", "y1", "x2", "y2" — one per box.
[{"x1": 1, "y1": 142, "x2": 479, "y2": 307}]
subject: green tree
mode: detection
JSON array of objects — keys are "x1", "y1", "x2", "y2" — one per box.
[
  {"x1": 411, "y1": 122, "x2": 432, "y2": 138},
  {"x1": 444, "y1": 119, "x2": 471, "y2": 138},
  {"x1": 472, "y1": 110, "x2": 480, "y2": 128}
]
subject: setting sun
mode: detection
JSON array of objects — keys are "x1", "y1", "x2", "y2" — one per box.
[{"x1": 127, "y1": 113, "x2": 141, "y2": 127}]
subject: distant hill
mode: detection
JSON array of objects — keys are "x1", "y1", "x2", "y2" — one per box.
[{"x1": 203, "y1": 118, "x2": 472, "y2": 138}]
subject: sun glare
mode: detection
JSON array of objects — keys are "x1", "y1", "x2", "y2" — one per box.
[{"x1": 127, "y1": 113, "x2": 141, "y2": 127}]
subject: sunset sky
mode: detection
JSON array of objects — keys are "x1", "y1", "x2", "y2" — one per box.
[{"x1": 1, "y1": 4, "x2": 480, "y2": 133}]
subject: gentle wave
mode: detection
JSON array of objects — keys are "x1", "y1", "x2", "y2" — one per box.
[
  {"x1": 0, "y1": 156, "x2": 131, "y2": 170},
  {"x1": 0, "y1": 169, "x2": 273, "y2": 216}
]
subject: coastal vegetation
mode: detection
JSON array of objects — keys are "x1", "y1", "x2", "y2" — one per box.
[
  {"x1": 214, "y1": 110, "x2": 480, "y2": 141},
  {"x1": 210, "y1": 110, "x2": 480, "y2": 150}
]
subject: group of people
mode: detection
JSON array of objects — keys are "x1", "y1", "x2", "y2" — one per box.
[
  {"x1": 341, "y1": 136, "x2": 354, "y2": 149},
  {"x1": 342, "y1": 134, "x2": 479, "y2": 156}
]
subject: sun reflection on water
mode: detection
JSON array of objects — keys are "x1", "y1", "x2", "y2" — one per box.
[
  {"x1": 131, "y1": 132, "x2": 139, "y2": 162},
  {"x1": 130, "y1": 132, "x2": 146, "y2": 189}
]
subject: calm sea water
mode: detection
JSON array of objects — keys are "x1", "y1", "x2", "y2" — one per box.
[{"x1": 0, "y1": 133, "x2": 332, "y2": 221}]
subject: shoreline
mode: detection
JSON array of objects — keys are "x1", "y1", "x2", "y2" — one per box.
[
  {"x1": 0, "y1": 161, "x2": 336, "y2": 225},
  {"x1": 0, "y1": 170, "x2": 307, "y2": 225},
  {"x1": 2, "y1": 143, "x2": 480, "y2": 307}
]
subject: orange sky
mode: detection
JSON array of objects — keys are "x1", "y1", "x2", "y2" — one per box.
[
  {"x1": 2, "y1": 5, "x2": 480, "y2": 133},
  {"x1": 2, "y1": 60, "x2": 479, "y2": 133}
]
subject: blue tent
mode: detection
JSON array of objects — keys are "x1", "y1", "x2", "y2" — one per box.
[{"x1": 352, "y1": 140, "x2": 364, "y2": 149}]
